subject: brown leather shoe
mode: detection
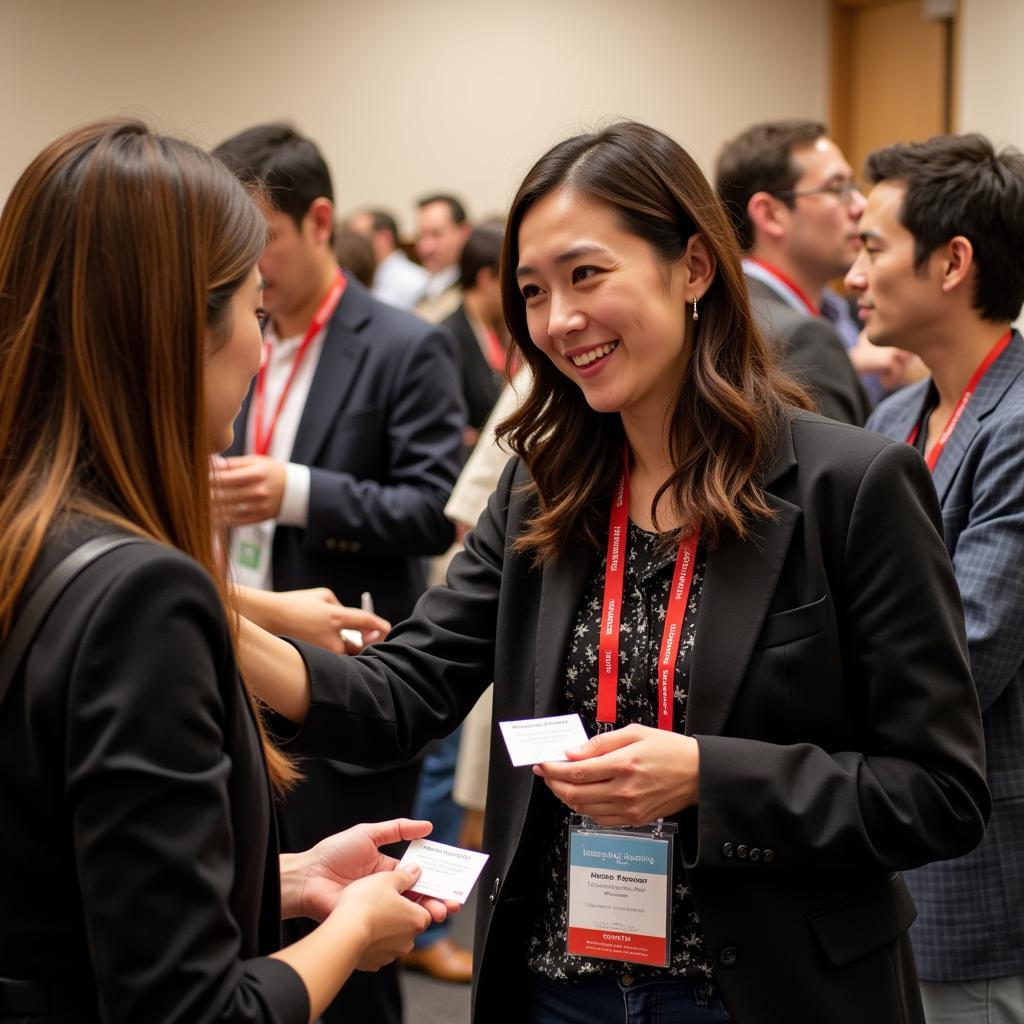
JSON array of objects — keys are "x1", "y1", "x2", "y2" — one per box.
[{"x1": 401, "y1": 937, "x2": 473, "y2": 983}]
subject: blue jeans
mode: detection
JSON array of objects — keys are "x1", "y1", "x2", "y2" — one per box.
[
  {"x1": 528, "y1": 972, "x2": 732, "y2": 1023},
  {"x1": 410, "y1": 726, "x2": 464, "y2": 950}
]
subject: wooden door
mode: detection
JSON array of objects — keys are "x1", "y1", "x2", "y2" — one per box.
[{"x1": 832, "y1": 0, "x2": 958, "y2": 180}]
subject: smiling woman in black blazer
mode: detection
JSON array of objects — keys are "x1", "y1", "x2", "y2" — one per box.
[
  {"x1": 0, "y1": 120, "x2": 452, "y2": 1024},
  {"x1": 243, "y1": 122, "x2": 989, "y2": 1024}
]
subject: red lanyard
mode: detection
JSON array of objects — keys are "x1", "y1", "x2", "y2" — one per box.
[
  {"x1": 748, "y1": 258, "x2": 820, "y2": 316},
  {"x1": 597, "y1": 448, "x2": 700, "y2": 732},
  {"x1": 483, "y1": 328, "x2": 506, "y2": 375},
  {"x1": 906, "y1": 331, "x2": 1012, "y2": 472},
  {"x1": 252, "y1": 270, "x2": 347, "y2": 456}
]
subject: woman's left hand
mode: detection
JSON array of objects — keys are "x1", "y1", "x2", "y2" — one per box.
[
  {"x1": 282, "y1": 819, "x2": 456, "y2": 924},
  {"x1": 534, "y1": 724, "x2": 700, "y2": 826}
]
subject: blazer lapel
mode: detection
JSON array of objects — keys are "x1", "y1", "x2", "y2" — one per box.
[
  {"x1": 289, "y1": 283, "x2": 372, "y2": 465},
  {"x1": 930, "y1": 332, "x2": 1024, "y2": 504},
  {"x1": 534, "y1": 543, "x2": 595, "y2": 719},
  {"x1": 929, "y1": 407, "x2": 980, "y2": 504},
  {"x1": 686, "y1": 421, "x2": 801, "y2": 737}
]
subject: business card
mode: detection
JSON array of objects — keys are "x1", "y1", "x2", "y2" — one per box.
[
  {"x1": 498, "y1": 713, "x2": 590, "y2": 767},
  {"x1": 397, "y1": 838, "x2": 489, "y2": 904}
]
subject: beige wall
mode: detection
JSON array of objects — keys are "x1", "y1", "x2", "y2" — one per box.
[
  {"x1": 959, "y1": 0, "x2": 1024, "y2": 150},
  {"x1": 1, "y1": 0, "x2": 828, "y2": 232}
]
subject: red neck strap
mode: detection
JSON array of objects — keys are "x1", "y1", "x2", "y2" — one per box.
[
  {"x1": 597, "y1": 447, "x2": 700, "y2": 731},
  {"x1": 252, "y1": 270, "x2": 347, "y2": 456},
  {"x1": 906, "y1": 331, "x2": 1013, "y2": 472}
]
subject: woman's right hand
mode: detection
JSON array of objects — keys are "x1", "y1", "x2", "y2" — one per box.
[{"x1": 335, "y1": 865, "x2": 433, "y2": 972}]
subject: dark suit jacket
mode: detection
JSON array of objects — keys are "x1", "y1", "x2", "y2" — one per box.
[
  {"x1": 747, "y1": 275, "x2": 871, "y2": 426},
  {"x1": 869, "y1": 333, "x2": 1024, "y2": 981},
  {"x1": 0, "y1": 520, "x2": 306, "y2": 1023},
  {"x1": 442, "y1": 304, "x2": 503, "y2": 431},
  {"x1": 227, "y1": 275, "x2": 464, "y2": 624},
  {"x1": 289, "y1": 411, "x2": 989, "y2": 1024}
]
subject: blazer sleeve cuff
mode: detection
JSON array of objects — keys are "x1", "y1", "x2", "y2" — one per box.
[{"x1": 241, "y1": 956, "x2": 309, "y2": 1023}]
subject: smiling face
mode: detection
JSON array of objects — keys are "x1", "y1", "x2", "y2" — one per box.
[
  {"x1": 844, "y1": 181, "x2": 945, "y2": 351},
  {"x1": 516, "y1": 189, "x2": 699, "y2": 424},
  {"x1": 783, "y1": 137, "x2": 866, "y2": 285},
  {"x1": 205, "y1": 264, "x2": 265, "y2": 452}
]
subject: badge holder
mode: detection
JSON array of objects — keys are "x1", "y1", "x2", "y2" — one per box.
[{"x1": 566, "y1": 814, "x2": 676, "y2": 967}]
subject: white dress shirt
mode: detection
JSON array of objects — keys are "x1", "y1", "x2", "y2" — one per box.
[
  {"x1": 227, "y1": 322, "x2": 326, "y2": 590},
  {"x1": 372, "y1": 249, "x2": 428, "y2": 310}
]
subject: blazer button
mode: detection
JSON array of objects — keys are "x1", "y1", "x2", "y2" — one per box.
[
  {"x1": 719, "y1": 946, "x2": 738, "y2": 966},
  {"x1": 326, "y1": 538, "x2": 337, "y2": 551},
  {"x1": 488, "y1": 876, "x2": 501, "y2": 904},
  {"x1": 721, "y1": 842, "x2": 734, "y2": 859},
  {"x1": 350, "y1": 541, "x2": 361, "y2": 553},
  {"x1": 749, "y1": 847, "x2": 761, "y2": 862},
  {"x1": 762, "y1": 849, "x2": 775, "y2": 864},
  {"x1": 736, "y1": 844, "x2": 748, "y2": 860}
]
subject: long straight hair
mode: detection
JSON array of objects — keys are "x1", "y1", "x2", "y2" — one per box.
[
  {"x1": 0, "y1": 119, "x2": 296, "y2": 790},
  {"x1": 497, "y1": 121, "x2": 811, "y2": 560}
]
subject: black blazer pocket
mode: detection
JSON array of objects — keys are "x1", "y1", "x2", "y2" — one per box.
[
  {"x1": 333, "y1": 404, "x2": 380, "y2": 429},
  {"x1": 807, "y1": 872, "x2": 917, "y2": 967},
  {"x1": 754, "y1": 595, "x2": 829, "y2": 650}
]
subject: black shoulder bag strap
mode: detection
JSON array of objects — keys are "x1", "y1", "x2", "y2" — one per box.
[{"x1": 0, "y1": 535, "x2": 147, "y2": 709}]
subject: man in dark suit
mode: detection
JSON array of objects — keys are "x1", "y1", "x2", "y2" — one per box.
[
  {"x1": 212, "y1": 123, "x2": 464, "y2": 1024},
  {"x1": 443, "y1": 222, "x2": 506, "y2": 448},
  {"x1": 716, "y1": 120, "x2": 875, "y2": 423},
  {"x1": 855, "y1": 134, "x2": 1024, "y2": 1023}
]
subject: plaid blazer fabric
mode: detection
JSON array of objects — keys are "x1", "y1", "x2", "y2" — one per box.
[{"x1": 868, "y1": 333, "x2": 1024, "y2": 981}]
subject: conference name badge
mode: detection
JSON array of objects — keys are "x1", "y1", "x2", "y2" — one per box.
[
  {"x1": 238, "y1": 538, "x2": 262, "y2": 571},
  {"x1": 566, "y1": 816, "x2": 676, "y2": 967}
]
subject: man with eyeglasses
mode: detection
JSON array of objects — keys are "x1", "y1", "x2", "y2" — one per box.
[{"x1": 716, "y1": 119, "x2": 915, "y2": 422}]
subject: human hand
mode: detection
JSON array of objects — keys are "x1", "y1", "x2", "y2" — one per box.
[
  {"x1": 848, "y1": 330, "x2": 925, "y2": 392},
  {"x1": 533, "y1": 723, "x2": 700, "y2": 826},
  {"x1": 288, "y1": 819, "x2": 453, "y2": 925},
  {"x1": 266, "y1": 588, "x2": 390, "y2": 654},
  {"x1": 210, "y1": 454, "x2": 287, "y2": 525},
  {"x1": 332, "y1": 865, "x2": 431, "y2": 971}
]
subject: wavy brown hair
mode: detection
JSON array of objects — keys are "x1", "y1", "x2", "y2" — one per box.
[
  {"x1": 497, "y1": 121, "x2": 811, "y2": 561},
  {"x1": 0, "y1": 119, "x2": 296, "y2": 790}
]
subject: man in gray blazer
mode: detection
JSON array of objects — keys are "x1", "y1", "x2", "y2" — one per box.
[
  {"x1": 716, "y1": 120, "x2": 875, "y2": 423},
  {"x1": 855, "y1": 133, "x2": 1024, "y2": 1023}
]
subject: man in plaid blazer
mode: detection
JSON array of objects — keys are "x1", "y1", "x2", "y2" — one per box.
[{"x1": 850, "y1": 134, "x2": 1024, "y2": 1022}]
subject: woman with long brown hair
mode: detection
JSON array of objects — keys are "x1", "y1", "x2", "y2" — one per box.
[
  {"x1": 0, "y1": 119, "x2": 449, "y2": 1024},
  {"x1": 240, "y1": 122, "x2": 988, "y2": 1023}
]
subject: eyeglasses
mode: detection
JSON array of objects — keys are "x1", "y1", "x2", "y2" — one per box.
[{"x1": 773, "y1": 181, "x2": 864, "y2": 207}]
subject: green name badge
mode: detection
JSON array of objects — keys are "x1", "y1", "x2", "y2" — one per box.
[{"x1": 238, "y1": 540, "x2": 262, "y2": 571}]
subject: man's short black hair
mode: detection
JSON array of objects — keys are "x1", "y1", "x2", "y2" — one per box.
[
  {"x1": 417, "y1": 193, "x2": 468, "y2": 225},
  {"x1": 866, "y1": 133, "x2": 1024, "y2": 323},
  {"x1": 213, "y1": 122, "x2": 333, "y2": 228},
  {"x1": 458, "y1": 223, "x2": 503, "y2": 291},
  {"x1": 715, "y1": 119, "x2": 827, "y2": 251},
  {"x1": 368, "y1": 210, "x2": 400, "y2": 245}
]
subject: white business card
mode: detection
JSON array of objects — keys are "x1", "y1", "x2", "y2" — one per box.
[
  {"x1": 498, "y1": 713, "x2": 590, "y2": 767},
  {"x1": 398, "y1": 838, "x2": 489, "y2": 904}
]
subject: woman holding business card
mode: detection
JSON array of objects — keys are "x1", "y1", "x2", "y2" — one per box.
[
  {"x1": 0, "y1": 120, "x2": 449, "y2": 1024},
  {"x1": 241, "y1": 122, "x2": 988, "y2": 1024}
]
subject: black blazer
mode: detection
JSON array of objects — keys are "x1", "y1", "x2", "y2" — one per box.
[
  {"x1": 441, "y1": 304, "x2": 503, "y2": 432},
  {"x1": 0, "y1": 520, "x2": 307, "y2": 1023},
  {"x1": 290, "y1": 411, "x2": 988, "y2": 1024},
  {"x1": 227, "y1": 275, "x2": 465, "y2": 624},
  {"x1": 747, "y1": 276, "x2": 872, "y2": 426}
]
